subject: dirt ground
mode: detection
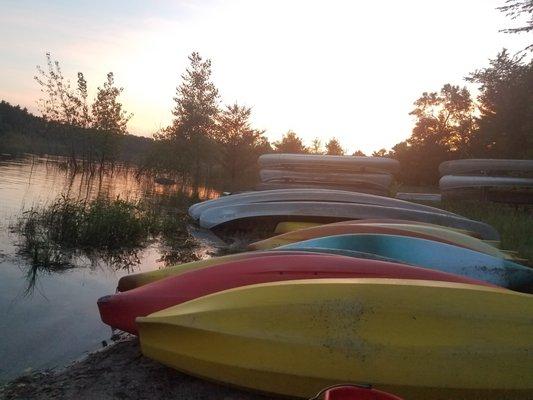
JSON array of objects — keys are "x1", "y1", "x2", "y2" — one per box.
[{"x1": 0, "y1": 338, "x2": 274, "y2": 400}]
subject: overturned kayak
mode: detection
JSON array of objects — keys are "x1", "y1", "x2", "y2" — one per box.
[
  {"x1": 99, "y1": 254, "x2": 490, "y2": 335},
  {"x1": 138, "y1": 278, "x2": 533, "y2": 399},
  {"x1": 198, "y1": 202, "x2": 500, "y2": 240},
  {"x1": 189, "y1": 189, "x2": 457, "y2": 220},
  {"x1": 249, "y1": 222, "x2": 511, "y2": 259},
  {"x1": 258, "y1": 154, "x2": 400, "y2": 173},
  {"x1": 280, "y1": 234, "x2": 532, "y2": 290},
  {"x1": 439, "y1": 159, "x2": 533, "y2": 176},
  {"x1": 440, "y1": 175, "x2": 533, "y2": 190},
  {"x1": 117, "y1": 250, "x2": 316, "y2": 292},
  {"x1": 259, "y1": 169, "x2": 393, "y2": 187},
  {"x1": 255, "y1": 181, "x2": 390, "y2": 196}
]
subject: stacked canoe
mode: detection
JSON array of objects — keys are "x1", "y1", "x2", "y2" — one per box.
[
  {"x1": 256, "y1": 154, "x2": 399, "y2": 196},
  {"x1": 439, "y1": 159, "x2": 533, "y2": 203},
  {"x1": 98, "y1": 188, "x2": 533, "y2": 400}
]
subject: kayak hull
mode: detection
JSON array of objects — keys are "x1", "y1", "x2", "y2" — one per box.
[{"x1": 138, "y1": 278, "x2": 533, "y2": 399}]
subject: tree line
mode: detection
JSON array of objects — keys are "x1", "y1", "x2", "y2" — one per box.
[{"x1": 1, "y1": 0, "x2": 531, "y2": 189}]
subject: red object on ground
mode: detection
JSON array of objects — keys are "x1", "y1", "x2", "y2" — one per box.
[
  {"x1": 320, "y1": 385, "x2": 403, "y2": 400},
  {"x1": 97, "y1": 253, "x2": 495, "y2": 335}
]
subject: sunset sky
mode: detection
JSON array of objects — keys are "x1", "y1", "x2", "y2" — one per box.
[{"x1": 0, "y1": 0, "x2": 530, "y2": 154}]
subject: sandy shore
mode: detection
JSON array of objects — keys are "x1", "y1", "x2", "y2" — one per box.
[{"x1": 0, "y1": 338, "x2": 274, "y2": 400}]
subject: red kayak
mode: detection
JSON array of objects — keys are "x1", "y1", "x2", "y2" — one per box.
[
  {"x1": 311, "y1": 385, "x2": 403, "y2": 400},
  {"x1": 98, "y1": 253, "x2": 496, "y2": 335}
]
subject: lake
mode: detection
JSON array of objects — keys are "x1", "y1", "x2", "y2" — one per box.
[{"x1": 0, "y1": 155, "x2": 214, "y2": 382}]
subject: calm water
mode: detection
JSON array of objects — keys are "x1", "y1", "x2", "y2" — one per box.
[{"x1": 0, "y1": 155, "x2": 214, "y2": 382}]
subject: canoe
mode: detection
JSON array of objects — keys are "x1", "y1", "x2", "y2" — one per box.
[
  {"x1": 198, "y1": 202, "x2": 500, "y2": 241},
  {"x1": 439, "y1": 175, "x2": 533, "y2": 190},
  {"x1": 99, "y1": 254, "x2": 491, "y2": 335},
  {"x1": 439, "y1": 159, "x2": 533, "y2": 176},
  {"x1": 249, "y1": 223, "x2": 511, "y2": 259},
  {"x1": 117, "y1": 250, "x2": 317, "y2": 292},
  {"x1": 280, "y1": 234, "x2": 533, "y2": 290},
  {"x1": 138, "y1": 278, "x2": 533, "y2": 399},
  {"x1": 259, "y1": 169, "x2": 393, "y2": 187},
  {"x1": 189, "y1": 189, "x2": 458, "y2": 220},
  {"x1": 258, "y1": 154, "x2": 400, "y2": 173},
  {"x1": 311, "y1": 385, "x2": 403, "y2": 400},
  {"x1": 256, "y1": 181, "x2": 390, "y2": 196}
]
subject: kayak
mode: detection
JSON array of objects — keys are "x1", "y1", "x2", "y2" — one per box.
[
  {"x1": 249, "y1": 222, "x2": 512, "y2": 259},
  {"x1": 255, "y1": 181, "x2": 390, "y2": 196},
  {"x1": 311, "y1": 385, "x2": 403, "y2": 400},
  {"x1": 138, "y1": 278, "x2": 533, "y2": 399},
  {"x1": 199, "y1": 202, "x2": 500, "y2": 241},
  {"x1": 188, "y1": 189, "x2": 457, "y2": 220},
  {"x1": 258, "y1": 154, "x2": 400, "y2": 173},
  {"x1": 439, "y1": 175, "x2": 533, "y2": 190},
  {"x1": 117, "y1": 250, "x2": 317, "y2": 292},
  {"x1": 279, "y1": 234, "x2": 533, "y2": 290},
  {"x1": 99, "y1": 254, "x2": 491, "y2": 335},
  {"x1": 439, "y1": 159, "x2": 533, "y2": 176},
  {"x1": 259, "y1": 169, "x2": 393, "y2": 187},
  {"x1": 274, "y1": 219, "x2": 480, "y2": 237}
]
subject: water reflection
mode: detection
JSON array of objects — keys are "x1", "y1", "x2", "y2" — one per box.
[{"x1": 0, "y1": 155, "x2": 218, "y2": 381}]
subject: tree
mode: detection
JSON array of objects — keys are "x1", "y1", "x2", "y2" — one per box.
[
  {"x1": 164, "y1": 52, "x2": 219, "y2": 188},
  {"x1": 215, "y1": 103, "x2": 269, "y2": 187},
  {"x1": 325, "y1": 137, "x2": 344, "y2": 155},
  {"x1": 310, "y1": 137, "x2": 324, "y2": 154},
  {"x1": 466, "y1": 50, "x2": 533, "y2": 158},
  {"x1": 372, "y1": 148, "x2": 388, "y2": 157},
  {"x1": 498, "y1": 0, "x2": 533, "y2": 50},
  {"x1": 273, "y1": 130, "x2": 308, "y2": 153},
  {"x1": 352, "y1": 150, "x2": 366, "y2": 156}
]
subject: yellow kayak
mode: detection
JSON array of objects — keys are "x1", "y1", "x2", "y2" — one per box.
[
  {"x1": 138, "y1": 278, "x2": 533, "y2": 399},
  {"x1": 251, "y1": 222, "x2": 513, "y2": 259}
]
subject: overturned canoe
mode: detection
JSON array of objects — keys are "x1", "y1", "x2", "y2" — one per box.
[
  {"x1": 189, "y1": 189, "x2": 458, "y2": 220},
  {"x1": 138, "y1": 278, "x2": 533, "y2": 399},
  {"x1": 249, "y1": 222, "x2": 511, "y2": 259},
  {"x1": 440, "y1": 175, "x2": 533, "y2": 190},
  {"x1": 198, "y1": 202, "x2": 500, "y2": 240},
  {"x1": 439, "y1": 159, "x2": 533, "y2": 176},
  {"x1": 280, "y1": 234, "x2": 532, "y2": 290},
  {"x1": 258, "y1": 154, "x2": 400, "y2": 173},
  {"x1": 259, "y1": 169, "x2": 393, "y2": 187},
  {"x1": 100, "y1": 254, "x2": 490, "y2": 335}
]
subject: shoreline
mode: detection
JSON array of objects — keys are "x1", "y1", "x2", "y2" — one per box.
[{"x1": 0, "y1": 338, "x2": 273, "y2": 400}]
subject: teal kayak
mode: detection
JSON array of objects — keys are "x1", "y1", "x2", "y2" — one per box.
[{"x1": 279, "y1": 234, "x2": 533, "y2": 291}]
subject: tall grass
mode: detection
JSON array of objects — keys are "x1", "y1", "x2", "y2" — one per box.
[
  {"x1": 440, "y1": 200, "x2": 533, "y2": 264},
  {"x1": 15, "y1": 195, "x2": 197, "y2": 272}
]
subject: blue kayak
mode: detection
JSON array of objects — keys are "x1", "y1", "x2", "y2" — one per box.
[{"x1": 279, "y1": 234, "x2": 533, "y2": 290}]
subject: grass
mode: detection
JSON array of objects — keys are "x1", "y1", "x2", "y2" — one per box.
[
  {"x1": 438, "y1": 200, "x2": 533, "y2": 264},
  {"x1": 14, "y1": 195, "x2": 198, "y2": 275}
]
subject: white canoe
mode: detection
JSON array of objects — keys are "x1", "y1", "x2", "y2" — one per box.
[
  {"x1": 439, "y1": 159, "x2": 533, "y2": 176},
  {"x1": 198, "y1": 201, "x2": 500, "y2": 240},
  {"x1": 189, "y1": 189, "x2": 458, "y2": 220},
  {"x1": 440, "y1": 175, "x2": 533, "y2": 190},
  {"x1": 260, "y1": 169, "x2": 393, "y2": 187},
  {"x1": 258, "y1": 154, "x2": 400, "y2": 173}
]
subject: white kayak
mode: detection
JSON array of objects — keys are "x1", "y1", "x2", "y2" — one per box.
[
  {"x1": 198, "y1": 201, "x2": 500, "y2": 240},
  {"x1": 188, "y1": 189, "x2": 459, "y2": 220},
  {"x1": 440, "y1": 175, "x2": 533, "y2": 190},
  {"x1": 258, "y1": 154, "x2": 400, "y2": 173},
  {"x1": 259, "y1": 169, "x2": 393, "y2": 187},
  {"x1": 439, "y1": 159, "x2": 533, "y2": 176}
]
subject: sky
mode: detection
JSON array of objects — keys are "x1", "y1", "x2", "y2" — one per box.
[{"x1": 0, "y1": 0, "x2": 531, "y2": 154}]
